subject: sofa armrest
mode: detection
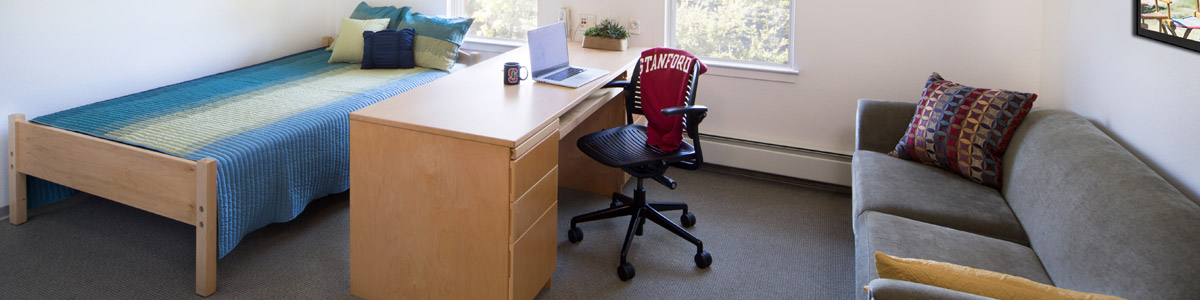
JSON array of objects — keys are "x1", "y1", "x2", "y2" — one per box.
[
  {"x1": 855, "y1": 99, "x2": 918, "y2": 153},
  {"x1": 867, "y1": 279, "x2": 994, "y2": 300}
]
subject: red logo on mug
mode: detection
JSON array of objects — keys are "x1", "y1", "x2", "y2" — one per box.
[{"x1": 504, "y1": 62, "x2": 528, "y2": 85}]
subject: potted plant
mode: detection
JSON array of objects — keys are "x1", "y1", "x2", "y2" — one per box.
[{"x1": 582, "y1": 18, "x2": 629, "y2": 51}]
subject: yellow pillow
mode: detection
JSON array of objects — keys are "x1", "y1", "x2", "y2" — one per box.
[
  {"x1": 328, "y1": 18, "x2": 390, "y2": 63},
  {"x1": 873, "y1": 252, "x2": 1124, "y2": 300}
]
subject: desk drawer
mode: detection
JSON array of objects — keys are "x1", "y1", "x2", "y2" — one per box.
[
  {"x1": 511, "y1": 128, "x2": 558, "y2": 202},
  {"x1": 512, "y1": 167, "x2": 557, "y2": 242},
  {"x1": 510, "y1": 201, "x2": 557, "y2": 300}
]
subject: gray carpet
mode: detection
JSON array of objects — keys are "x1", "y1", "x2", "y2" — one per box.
[{"x1": 0, "y1": 167, "x2": 853, "y2": 299}]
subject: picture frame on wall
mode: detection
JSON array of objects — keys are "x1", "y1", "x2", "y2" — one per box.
[{"x1": 1136, "y1": 0, "x2": 1200, "y2": 53}]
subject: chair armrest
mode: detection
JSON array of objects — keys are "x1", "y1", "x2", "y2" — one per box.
[
  {"x1": 661, "y1": 105, "x2": 708, "y2": 117},
  {"x1": 867, "y1": 279, "x2": 994, "y2": 300},
  {"x1": 603, "y1": 81, "x2": 631, "y2": 89},
  {"x1": 856, "y1": 99, "x2": 918, "y2": 153}
]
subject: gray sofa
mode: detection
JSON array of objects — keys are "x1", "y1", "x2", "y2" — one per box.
[{"x1": 852, "y1": 99, "x2": 1200, "y2": 300}]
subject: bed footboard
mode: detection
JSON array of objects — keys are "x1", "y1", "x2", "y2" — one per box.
[
  {"x1": 9, "y1": 115, "x2": 27, "y2": 225},
  {"x1": 8, "y1": 113, "x2": 219, "y2": 296}
]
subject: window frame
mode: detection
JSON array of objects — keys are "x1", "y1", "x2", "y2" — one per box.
[{"x1": 665, "y1": 0, "x2": 799, "y2": 73}]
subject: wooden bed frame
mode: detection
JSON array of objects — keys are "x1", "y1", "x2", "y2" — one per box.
[
  {"x1": 5, "y1": 40, "x2": 480, "y2": 296},
  {"x1": 8, "y1": 114, "x2": 219, "y2": 296}
]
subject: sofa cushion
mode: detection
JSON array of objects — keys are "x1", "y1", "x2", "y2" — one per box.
[
  {"x1": 855, "y1": 99, "x2": 919, "y2": 153},
  {"x1": 1001, "y1": 110, "x2": 1200, "y2": 299},
  {"x1": 890, "y1": 73, "x2": 1037, "y2": 189},
  {"x1": 852, "y1": 150, "x2": 1027, "y2": 245},
  {"x1": 855, "y1": 211, "x2": 1051, "y2": 300},
  {"x1": 867, "y1": 279, "x2": 993, "y2": 300},
  {"x1": 875, "y1": 252, "x2": 1123, "y2": 300}
]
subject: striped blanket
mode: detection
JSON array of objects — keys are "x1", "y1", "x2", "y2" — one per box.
[{"x1": 30, "y1": 49, "x2": 455, "y2": 258}]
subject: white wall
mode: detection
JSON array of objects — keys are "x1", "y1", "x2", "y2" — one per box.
[
  {"x1": 1041, "y1": 0, "x2": 1200, "y2": 201},
  {"x1": 0, "y1": 0, "x2": 337, "y2": 208}
]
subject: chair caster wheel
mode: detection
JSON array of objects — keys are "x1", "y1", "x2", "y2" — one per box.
[
  {"x1": 568, "y1": 227, "x2": 583, "y2": 243},
  {"x1": 610, "y1": 193, "x2": 624, "y2": 207},
  {"x1": 695, "y1": 251, "x2": 712, "y2": 269},
  {"x1": 681, "y1": 212, "x2": 697, "y2": 227},
  {"x1": 617, "y1": 262, "x2": 636, "y2": 281}
]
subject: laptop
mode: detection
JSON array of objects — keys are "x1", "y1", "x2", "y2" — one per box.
[{"x1": 527, "y1": 22, "x2": 609, "y2": 88}]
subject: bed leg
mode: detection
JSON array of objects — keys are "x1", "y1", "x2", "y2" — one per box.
[
  {"x1": 9, "y1": 114, "x2": 27, "y2": 225},
  {"x1": 195, "y1": 158, "x2": 218, "y2": 296}
]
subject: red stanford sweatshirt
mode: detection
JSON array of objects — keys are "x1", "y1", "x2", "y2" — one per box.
[{"x1": 637, "y1": 48, "x2": 707, "y2": 152}]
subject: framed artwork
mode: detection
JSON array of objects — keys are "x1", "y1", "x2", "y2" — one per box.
[{"x1": 1136, "y1": 0, "x2": 1200, "y2": 53}]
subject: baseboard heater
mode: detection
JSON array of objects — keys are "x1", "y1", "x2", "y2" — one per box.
[{"x1": 697, "y1": 134, "x2": 853, "y2": 186}]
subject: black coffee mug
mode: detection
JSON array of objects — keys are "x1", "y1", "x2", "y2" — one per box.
[{"x1": 504, "y1": 62, "x2": 529, "y2": 85}]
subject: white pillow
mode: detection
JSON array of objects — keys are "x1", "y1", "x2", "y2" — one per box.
[{"x1": 329, "y1": 18, "x2": 390, "y2": 63}]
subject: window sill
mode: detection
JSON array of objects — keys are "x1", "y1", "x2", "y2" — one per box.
[
  {"x1": 460, "y1": 37, "x2": 800, "y2": 84},
  {"x1": 461, "y1": 36, "x2": 524, "y2": 53},
  {"x1": 702, "y1": 60, "x2": 799, "y2": 83}
]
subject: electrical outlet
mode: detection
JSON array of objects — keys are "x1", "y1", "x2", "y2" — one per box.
[
  {"x1": 628, "y1": 18, "x2": 641, "y2": 35},
  {"x1": 576, "y1": 14, "x2": 597, "y2": 42},
  {"x1": 580, "y1": 14, "x2": 597, "y2": 29}
]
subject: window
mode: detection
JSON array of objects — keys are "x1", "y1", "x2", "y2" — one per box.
[
  {"x1": 668, "y1": 0, "x2": 794, "y2": 67},
  {"x1": 452, "y1": 0, "x2": 537, "y2": 40}
]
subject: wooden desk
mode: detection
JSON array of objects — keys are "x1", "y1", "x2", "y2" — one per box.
[{"x1": 348, "y1": 43, "x2": 648, "y2": 299}]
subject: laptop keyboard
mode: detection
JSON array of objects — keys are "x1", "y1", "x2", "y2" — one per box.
[{"x1": 546, "y1": 67, "x2": 585, "y2": 81}]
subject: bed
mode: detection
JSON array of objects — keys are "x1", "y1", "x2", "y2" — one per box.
[{"x1": 7, "y1": 45, "x2": 478, "y2": 296}]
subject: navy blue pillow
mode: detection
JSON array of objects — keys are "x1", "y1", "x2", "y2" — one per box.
[{"x1": 362, "y1": 29, "x2": 416, "y2": 69}]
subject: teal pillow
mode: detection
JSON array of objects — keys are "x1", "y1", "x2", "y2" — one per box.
[
  {"x1": 396, "y1": 13, "x2": 474, "y2": 71},
  {"x1": 329, "y1": 2, "x2": 410, "y2": 52},
  {"x1": 348, "y1": 2, "x2": 410, "y2": 29}
]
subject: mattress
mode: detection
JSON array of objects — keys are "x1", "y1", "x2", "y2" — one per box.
[{"x1": 29, "y1": 49, "x2": 457, "y2": 258}]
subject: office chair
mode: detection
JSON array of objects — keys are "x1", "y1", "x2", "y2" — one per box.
[{"x1": 567, "y1": 59, "x2": 711, "y2": 281}]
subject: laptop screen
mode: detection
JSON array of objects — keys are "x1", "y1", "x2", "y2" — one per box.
[{"x1": 528, "y1": 23, "x2": 570, "y2": 77}]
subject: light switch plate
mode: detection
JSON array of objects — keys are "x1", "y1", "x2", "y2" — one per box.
[{"x1": 628, "y1": 18, "x2": 641, "y2": 35}]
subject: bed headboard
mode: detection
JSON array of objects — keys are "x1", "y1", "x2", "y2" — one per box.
[{"x1": 321, "y1": 36, "x2": 480, "y2": 66}]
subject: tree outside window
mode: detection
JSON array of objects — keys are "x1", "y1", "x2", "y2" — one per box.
[
  {"x1": 671, "y1": 0, "x2": 792, "y2": 65},
  {"x1": 461, "y1": 0, "x2": 537, "y2": 39}
]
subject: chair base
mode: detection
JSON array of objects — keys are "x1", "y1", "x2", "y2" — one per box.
[{"x1": 567, "y1": 180, "x2": 712, "y2": 281}]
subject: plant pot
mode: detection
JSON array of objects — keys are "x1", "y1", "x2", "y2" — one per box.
[{"x1": 582, "y1": 36, "x2": 628, "y2": 51}]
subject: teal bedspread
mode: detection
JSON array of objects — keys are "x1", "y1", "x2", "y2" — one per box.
[{"x1": 29, "y1": 49, "x2": 453, "y2": 258}]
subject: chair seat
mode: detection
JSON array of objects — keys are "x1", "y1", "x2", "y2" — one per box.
[
  {"x1": 577, "y1": 124, "x2": 696, "y2": 168},
  {"x1": 1174, "y1": 16, "x2": 1200, "y2": 29}
]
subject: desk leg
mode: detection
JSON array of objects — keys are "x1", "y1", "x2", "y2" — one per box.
[{"x1": 559, "y1": 93, "x2": 629, "y2": 196}]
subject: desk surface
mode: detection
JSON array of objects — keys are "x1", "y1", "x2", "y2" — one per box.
[{"x1": 350, "y1": 42, "x2": 649, "y2": 148}]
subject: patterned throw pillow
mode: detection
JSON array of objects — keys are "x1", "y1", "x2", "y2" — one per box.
[
  {"x1": 396, "y1": 13, "x2": 474, "y2": 71},
  {"x1": 889, "y1": 73, "x2": 1037, "y2": 189}
]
